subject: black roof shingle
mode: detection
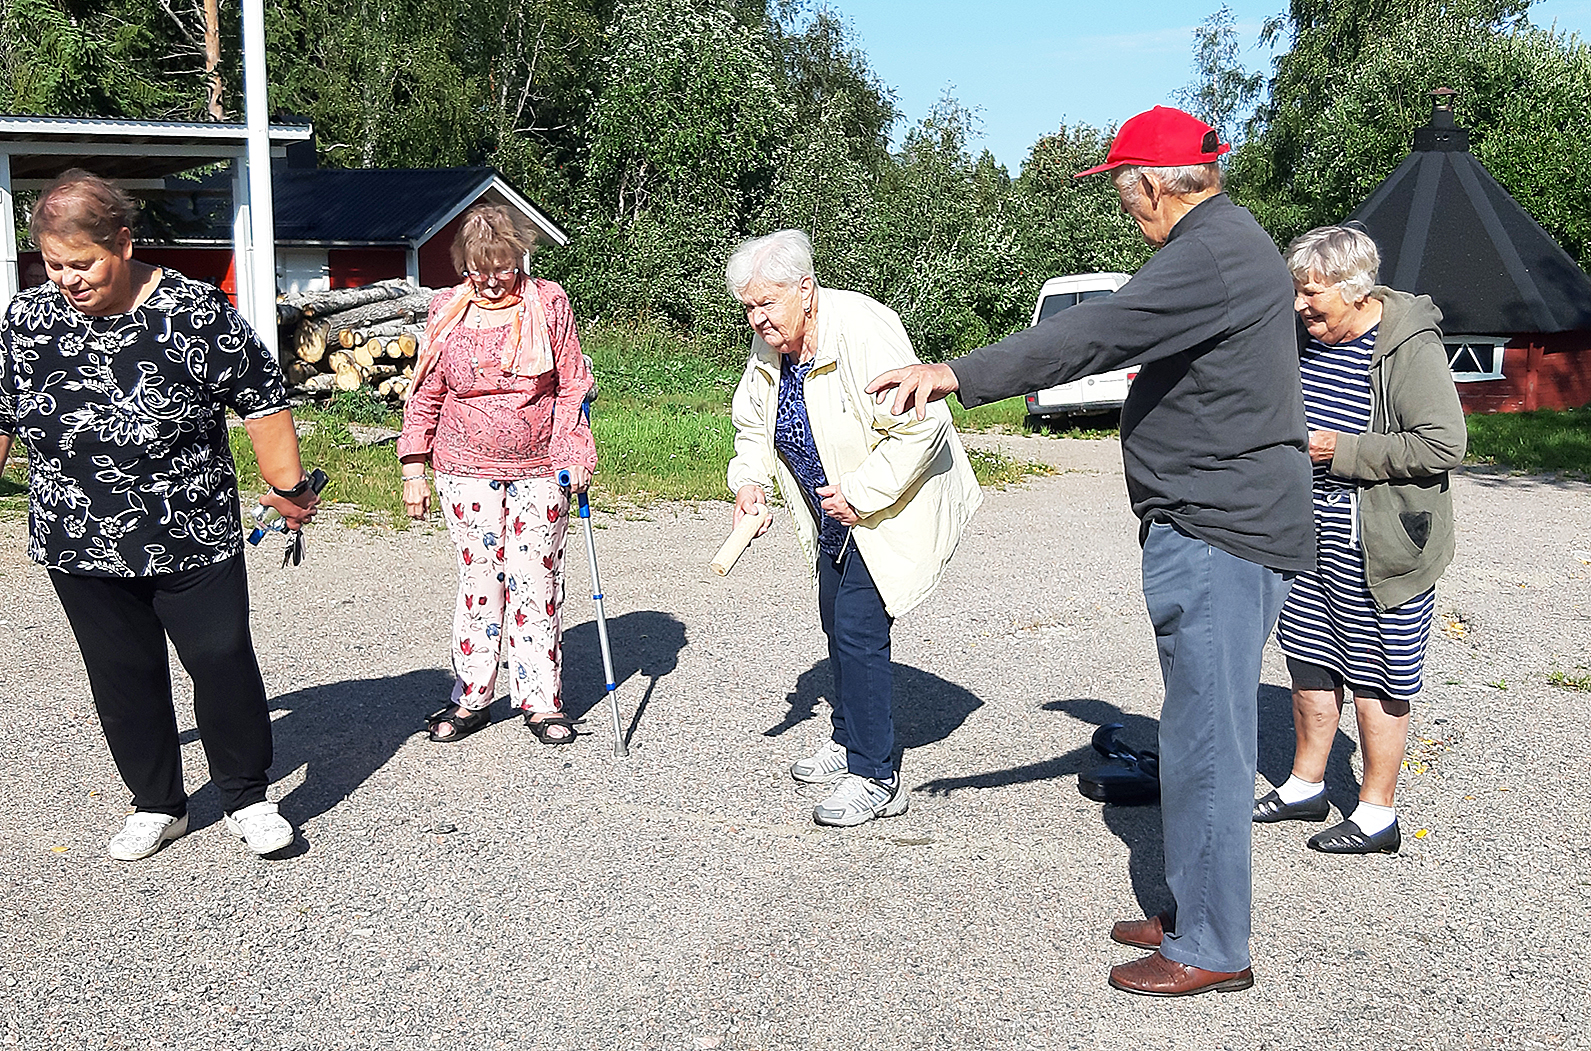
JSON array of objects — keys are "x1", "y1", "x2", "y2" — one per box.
[{"x1": 1348, "y1": 95, "x2": 1591, "y2": 334}]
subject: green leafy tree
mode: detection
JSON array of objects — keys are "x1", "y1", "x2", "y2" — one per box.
[
  {"x1": 543, "y1": 0, "x2": 795, "y2": 337},
  {"x1": 863, "y1": 97, "x2": 1026, "y2": 360},
  {"x1": 1012, "y1": 123, "x2": 1154, "y2": 295},
  {"x1": 758, "y1": 7, "x2": 897, "y2": 293},
  {"x1": 1228, "y1": 0, "x2": 1537, "y2": 241},
  {"x1": 1, "y1": 0, "x2": 213, "y2": 117},
  {"x1": 1173, "y1": 4, "x2": 1262, "y2": 142}
]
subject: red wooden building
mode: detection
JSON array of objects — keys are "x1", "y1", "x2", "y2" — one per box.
[
  {"x1": 15, "y1": 133, "x2": 567, "y2": 299},
  {"x1": 1348, "y1": 90, "x2": 1591, "y2": 413}
]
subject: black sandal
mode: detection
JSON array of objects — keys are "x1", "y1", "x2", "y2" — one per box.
[
  {"x1": 425, "y1": 705, "x2": 491, "y2": 743},
  {"x1": 1307, "y1": 818, "x2": 1401, "y2": 855},
  {"x1": 524, "y1": 712, "x2": 578, "y2": 745}
]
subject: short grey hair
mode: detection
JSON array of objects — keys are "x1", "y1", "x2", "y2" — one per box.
[
  {"x1": 726, "y1": 229, "x2": 816, "y2": 297},
  {"x1": 1285, "y1": 225, "x2": 1381, "y2": 302},
  {"x1": 1112, "y1": 162, "x2": 1223, "y2": 206}
]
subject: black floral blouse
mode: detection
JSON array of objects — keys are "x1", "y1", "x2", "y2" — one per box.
[{"x1": 0, "y1": 271, "x2": 290, "y2": 576}]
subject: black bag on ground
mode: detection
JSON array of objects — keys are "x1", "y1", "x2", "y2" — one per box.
[{"x1": 1077, "y1": 723, "x2": 1160, "y2": 805}]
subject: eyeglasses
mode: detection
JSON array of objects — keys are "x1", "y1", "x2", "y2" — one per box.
[{"x1": 466, "y1": 266, "x2": 520, "y2": 283}]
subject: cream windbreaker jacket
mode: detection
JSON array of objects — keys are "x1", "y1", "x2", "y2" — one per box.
[{"x1": 726, "y1": 288, "x2": 982, "y2": 618}]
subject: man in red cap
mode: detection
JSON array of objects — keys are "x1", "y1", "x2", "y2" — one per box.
[{"x1": 869, "y1": 106, "x2": 1313, "y2": 996}]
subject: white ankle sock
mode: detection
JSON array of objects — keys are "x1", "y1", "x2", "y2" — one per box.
[
  {"x1": 1276, "y1": 774, "x2": 1324, "y2": 805},
  {"x1": 1348, "y1": 800, "x2": 1397, "y2": 835}
]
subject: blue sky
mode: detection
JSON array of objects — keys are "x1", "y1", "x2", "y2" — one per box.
[{"x1": 827, "y1": 0, "x2": 1591, "y2": 172}]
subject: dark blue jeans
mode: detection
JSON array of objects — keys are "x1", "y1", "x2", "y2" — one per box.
[
  {"x1": 816, "y1": 546, "x2": 895, "y2": 780},
  {"x1": 1141, "y1": 522, "x2": 1290, "y2": 974}
]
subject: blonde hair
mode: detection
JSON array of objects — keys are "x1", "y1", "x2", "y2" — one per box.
[
  {"x1": 1285, "y1": 225, "x2": 1381, "y2": 302},
  {"x1": 449, "y1": 204, "x2": 532, "y2": 278},
  {"x1": 30, "y1": 168, "x2": 138, "y2": 247}
]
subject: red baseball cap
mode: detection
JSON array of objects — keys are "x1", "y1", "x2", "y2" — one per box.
[{"x1": 1074, "y1": 106, "x2": 1230, "y2": 178}]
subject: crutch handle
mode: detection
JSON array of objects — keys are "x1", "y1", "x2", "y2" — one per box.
[{"x1": 556, "y1": 470, "x2": 591, "y2": 518}]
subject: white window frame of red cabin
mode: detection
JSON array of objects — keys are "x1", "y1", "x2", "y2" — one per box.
[{"x1": 1444, "y1": 336, "x2": 1509, "y2": 383}]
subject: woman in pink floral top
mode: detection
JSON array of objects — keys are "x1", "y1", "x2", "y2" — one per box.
[{"x1": 397, "y1": 205, "x2": 596, "y2": 745}]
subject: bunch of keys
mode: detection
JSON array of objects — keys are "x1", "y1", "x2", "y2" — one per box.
[{"x1": 247, "y1": 468, "x2": 329, "y2": 567}]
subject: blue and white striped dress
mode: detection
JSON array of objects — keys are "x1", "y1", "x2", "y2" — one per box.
[{"x1": 1276, "y1": 326, "x2": 1436, "y2": 700}]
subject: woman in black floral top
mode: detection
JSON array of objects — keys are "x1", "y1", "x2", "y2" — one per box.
[{"x1": 0, "y1": 170, "x2": 321, "y2": 861}]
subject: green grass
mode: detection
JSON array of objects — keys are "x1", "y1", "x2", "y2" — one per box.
[
  {"x1": 950, "y1": 396, "x2": 1121, "y2": 439},
  {"x1": 967, "y1": 446, "x2": 1055, "y2": 487},
  {"x1": 0, "y1": 448, "x2": 26, "y2": 519},
  {"x1": 950, "y1": 396, "x2": 1030, "y2": 431},
  {"x1": 229, "y1": 409, "x2": 410, "y2": 528},
  {"x1": 1466, "y1": 407, "x2": 1591, "y2": 475},
  {"x1": 582, "y1": 321, "x2": 742, "y2": 502},
  {"x1": 1548, "y1": 668, "x2": 1591, "y2": 692},
  {"x1": 3, "y1": 322, "x2": 1054, "y2": 527}
]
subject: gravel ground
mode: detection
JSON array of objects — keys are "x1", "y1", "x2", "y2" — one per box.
[{"x1": 0, "y1": 435, "x2": 1587, "y2": 1050}]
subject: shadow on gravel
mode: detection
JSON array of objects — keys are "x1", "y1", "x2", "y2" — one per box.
[
  {"x1": 762, "y1": 661, "x2": 984, "y2": 761},
  {"x1": 916, "y1": 697, "x2": 1172, "y2": 914},
  {"x1": 562, "y1": 610, "x2": 686, "y2": 749},
  {"x1": 1256, "y1": 683, "x2": 1362, "y2": 813},
  {"x1": 180, "y1": 667, "x2": 454, "y2": 831}
]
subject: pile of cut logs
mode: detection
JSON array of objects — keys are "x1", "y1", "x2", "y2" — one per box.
[{"x1": 276, "y1": 278, "x2": 436, "y2": 401}]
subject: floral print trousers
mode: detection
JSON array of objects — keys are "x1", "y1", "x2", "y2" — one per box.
[{"x1": 435, "y1": 474, "x2": 568, "y2": 714}]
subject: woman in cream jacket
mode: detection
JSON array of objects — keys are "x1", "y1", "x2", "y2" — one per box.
[{"x1": 725, "y1": 229, "x2": 981, "y2": 828}]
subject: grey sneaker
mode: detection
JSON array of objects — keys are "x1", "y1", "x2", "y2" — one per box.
[
  {"x1": 107, "y1": 812, "x2": 189, "y2": 861},
  {"x1": 791, "y1": 738, "x2": 849, "y2": 784},
  {"x1": 223, "y1": 801, "x2": 295, "y2": 855},
  {"x1": 813, "y1": 773, "x2": 909, "y2": 827}
]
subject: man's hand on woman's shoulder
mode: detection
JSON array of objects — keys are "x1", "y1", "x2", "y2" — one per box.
[{"x1": 866, "y1": 363, "x2": 959, "y2": 420}]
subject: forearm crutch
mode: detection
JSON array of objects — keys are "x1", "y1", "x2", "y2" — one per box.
[{"x1": 558, "y1": 466, "x2": 626, "y2": 759}]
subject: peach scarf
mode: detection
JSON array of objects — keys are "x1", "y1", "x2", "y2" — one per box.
[{"x1": 410, "y1": 278, "x2": 551, "y2": 389}]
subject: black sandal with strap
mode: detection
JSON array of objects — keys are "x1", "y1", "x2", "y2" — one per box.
[
  {"x1": 1307, "y1": 818, "x2": 1401, "y2": 855},
  {"x1": 425, "y1": 705, "x2": 491, "y2": 743},
  {"x1": 524, "y1": 712, "x2": 578, "y2": 746}
]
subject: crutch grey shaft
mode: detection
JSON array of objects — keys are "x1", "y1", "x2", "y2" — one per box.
[{"x1": 560, "y1": 469, "x2": 626, "y2": 758}]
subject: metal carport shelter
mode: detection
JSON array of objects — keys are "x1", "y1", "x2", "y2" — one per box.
[{"x1": 0, "y1": 115, "x2": 312, "y2": 353}]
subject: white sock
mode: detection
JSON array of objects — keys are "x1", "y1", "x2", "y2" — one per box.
[
  {"x1": 1276, "y1": 774, "x2": 1324, "y2": 805},
  {"x1": 1348, "y1": 800, "x2": 1397, "y2": 835}
]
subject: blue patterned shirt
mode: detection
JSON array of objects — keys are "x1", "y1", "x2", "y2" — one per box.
[{"x1": 772, "y1": 357, "x2": 848, "y2": 557}]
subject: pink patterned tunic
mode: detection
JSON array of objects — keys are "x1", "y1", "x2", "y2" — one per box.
[{"x1": 397, "y1": 279, "x2": 596, "y2": 478}]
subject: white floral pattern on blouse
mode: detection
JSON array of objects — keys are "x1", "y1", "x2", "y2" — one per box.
[{"x1": 0, "y1": 271, "x2": 289, "y2": 576}]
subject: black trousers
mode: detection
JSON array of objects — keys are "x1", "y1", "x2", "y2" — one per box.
[{"x1": 50, "y1": 555, "x2": 273, "y2": 817}]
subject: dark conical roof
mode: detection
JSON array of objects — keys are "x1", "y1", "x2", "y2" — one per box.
[{"x1": 1347, "y1": 90, "x2": 1591, "y2": 334}]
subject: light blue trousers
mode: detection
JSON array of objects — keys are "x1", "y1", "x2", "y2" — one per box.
[{"x1": 1141, "y1": 522, "x2": 1290, "y2": 973}]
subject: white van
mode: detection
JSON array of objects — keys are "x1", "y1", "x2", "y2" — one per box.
[{"x1": 1023, "y1": 272, "x2": 1135, "y2": 420}]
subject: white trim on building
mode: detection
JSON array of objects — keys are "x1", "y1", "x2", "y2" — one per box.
[{"x1": 0, "y1": 116, "x2": 312, "y2": 351}]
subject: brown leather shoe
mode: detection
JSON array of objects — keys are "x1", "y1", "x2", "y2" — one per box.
[
  {"x1": 1110, "y1": 912, "x2": 1171, "y2": 950},
  {"x1": 1108, "y1": 950, "x2": 1255, "y2": 997}
]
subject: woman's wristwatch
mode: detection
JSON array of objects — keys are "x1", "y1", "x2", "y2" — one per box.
[{"x1": 270, "y1": 475, "x2": 312, "y2": 499}]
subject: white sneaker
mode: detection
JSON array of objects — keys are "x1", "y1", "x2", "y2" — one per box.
[
  {"x1": 223, "y1": 801, "x2": 295, "y2": 855},
  {"x1": 790, "y1": 738, "x2": 849, "y2": 784},
  {"x1": 812, "y1": 773, "x2": 909, "y2": 827},
  {"x1": 107, "y1": 812, "x2": 189, "y2": 861}
]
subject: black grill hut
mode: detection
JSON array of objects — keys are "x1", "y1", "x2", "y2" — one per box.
[{"x1": 1347, "y1": 88, "x2": 1591, "y2": 412}]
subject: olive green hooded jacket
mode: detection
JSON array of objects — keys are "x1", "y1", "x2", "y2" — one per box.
[{"x1": 1325, "y1": 287, "x2": 1466, "y2": 611}]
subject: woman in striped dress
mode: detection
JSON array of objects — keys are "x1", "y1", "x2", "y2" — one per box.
[{"x1": 1254, "y1": 225, "x2": 1466, "y2": 855}]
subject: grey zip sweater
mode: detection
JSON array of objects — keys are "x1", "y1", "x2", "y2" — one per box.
[
  {"x1": 1328, "y1": 288, "x2": 1465, "y2": 610},
  {"x1": 949, "y1": 194, "x2": 1314, "y2": 573}
]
